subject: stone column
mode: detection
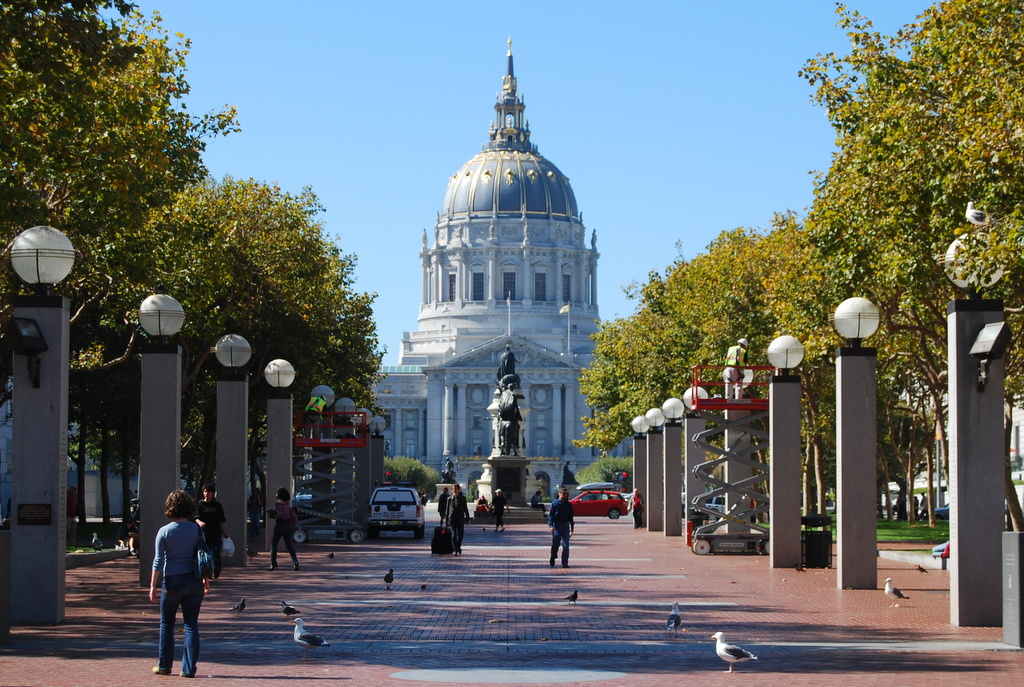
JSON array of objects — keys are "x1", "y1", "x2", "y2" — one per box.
[
  {"x1": 836, "y1": 347, "x2": 877, "y2": 590},
  {"x1": 353, "y1": 443, "x2": 371, "y2": 528},
  {"x1": 769, "y1": 374, "x2": 802, "y2": 568},
  {"x1": 216, "y1": 372, "x2": 248, "y2": 568},
  {"x1": 684, "y1": 413, "x2": 705, "y2": 519},
  {"x1": 442, "y1": 383, "x2": 453, "y2": 458},
  {"x1": 646, "y1": 428, "x2": 664, "y2": 532},
  {"x1": 948, "y1": 299, "x2": 1004, "y2": 626},
  {"x1": 265, "y1": 390, "x2": 293, "y2": 550},
  {"x1": 663, "y1": 419, "x2": 683, "y2": 536},
  {"x1": 139, "y1": 343, "x2": 182, "y2": 586},
  {"x1": 370, "y1": 434, "x2": 386, "y2": 488},
  {"x1": 10, "y1": 296, "x2": 69, "y2": 623},
  {"x1": 632, "y1": 433, "x2": 647, "y2": 508}
]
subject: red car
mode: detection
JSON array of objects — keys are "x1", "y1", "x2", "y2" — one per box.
[{"x1": 570, "y1": 490, "x2": 627, "y2": 519}]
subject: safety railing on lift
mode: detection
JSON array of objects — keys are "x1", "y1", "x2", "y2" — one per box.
[
  {"x1": 689, "y1": 365, "x2": 776, "y2": 412},
  {"x1": 294, "y1": 410, "x2": 368, "y2": 448}
]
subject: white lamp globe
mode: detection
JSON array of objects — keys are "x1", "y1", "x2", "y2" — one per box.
[
  {"x1": 371, "y1": 415, "x2": 387, "y2": 434},
  {"x1": 767, "y1": 335, "x2": 805, "y2": 371},
  {"x1": 645, "y1": 407, "x2": 666, "y2": 429},
  {"x1": 311, "y1": 386, "x2": 336, "y2": 407},
  {"x1": 333, "y1": 396, "x2": 355, "y2": 413},
  {"x1": 355, "y1": 408, "x2": 372, "y2": 425},
  {"x1": 944, "y1": 237, "x2": 1003, "y2": 291},
  {"x1": 631, "y1": 415, "x2": 649, "y2": 434},
  {"x1": 214, "y1": 334, "x2": 251, "y2": 367},
  {"x1": 662, "y1": 397, "x2": 685, "y2": 421},
  {"x1": 10, "y1": 225, "x2": 76, "y2": 286},
  {"x1": 263, "y1": 359, "x2": 296, "y2": 388},
  {"x1": 138, "y1": 293, "x2": 185, "y2": 337},
  {"x1": 682, "y1": 387, "x2": 709, "y2": 410},
  {"x1": 833, "y1": 297, "x2": 880, "y2": 342}
]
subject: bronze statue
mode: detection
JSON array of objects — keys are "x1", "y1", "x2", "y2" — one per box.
[
  {"x1": 441, "y1": 458, "x2": 457, "y2": 484},
  {"x1": 497, "y1": 343, "x2": 516, "y2": 382},
  {"x1": 498, "y1": 381, "x2": 522, "y2": 455}
]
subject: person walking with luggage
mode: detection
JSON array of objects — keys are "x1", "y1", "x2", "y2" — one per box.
[
  {"x1": 268, "y1": 488, "x2": 300, "y2": 572},
  {"x1": 492, "y1": 489, "x2": 508, "y2": 531},
  {"x1": 149, "y1": 489, "x2": 209, "y2": 678},
  {"x1": 436, "y1": 487, "x2": 450, "y2": 523},
  {"x1": 630, "y1": 489, "x2": 645, "y2": 529},
  {"x1": 444, "y1": 483, "x2": 470, "y2": 555},
  {"x1": 548, "y1": 486, "x2": 575, "y2": 568}
]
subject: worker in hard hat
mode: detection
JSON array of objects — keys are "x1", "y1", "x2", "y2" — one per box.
[{"x1": 723, "y1": 338, "x2": 749, "y2": 399}]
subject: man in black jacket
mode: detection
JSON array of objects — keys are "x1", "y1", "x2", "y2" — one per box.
[
  {"x1": 547, "y1": 486, "x2": 575, "y2": 568},
  {"x1": 444, "y1": 484, "x2": 470, "y2": 555}
]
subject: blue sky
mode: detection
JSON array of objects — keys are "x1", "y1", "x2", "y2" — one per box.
[{"x1": 132, "y1": 1, "x2": 934, "y2": 365}]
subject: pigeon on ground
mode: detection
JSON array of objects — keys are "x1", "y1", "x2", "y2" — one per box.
[
  {"x1": 563, "y1": 590, "x2": 578, "y2": 605},
  {"x1": 280, "y1": 601, "x2": 300, "y2": 617},
  {"x1": 915, "y1": 564, "x2": 928, "y2": 573},
  {"x1": 884, "y1": 578, "x2": 909, "y2": 607},
  {"x1": 327, "y1": 552, "x2": 335, "y2": 559},
  {"x1": 711, "y1": 631, "x2": 758, "y2": 673},
  {"x1": 966, "y1": 201, "x2": 989, "y2": 226},
  {"x1": 229, "y1": 598, "x2": 245, "y2": 614},
  {"x1": 91, "y1": 532, "x2": 103, "y2": 551},
  {"x1": 246, "y1": 548, "x2": 258, "y2": 560},
  {"x1": 384, "y1": 569, "x2": 394, "y2": 590},
  {"x1": 291, "y1": 618, "x2": 330, "y2": 659},
  {"x1": 666, "y1": 602, "x2": 682, "y2": 638},
  {"x1": 794, "y1": 563, "x2": 805, "y2": 573}
]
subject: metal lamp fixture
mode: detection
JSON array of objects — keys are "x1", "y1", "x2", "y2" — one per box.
[
  {"x1": 662, "y1": 397, "x2": 685, "y2": 422},
  {"x1": 767, "y1": 335, "x2": 805, "y2": 373},
  {"x1": 832, "y1": 297, "x2": 880, "y2": 346},
  {"x1": 631, "y1": 415, "x2": 649, "y2": 435},
  {"x1": 10, "y1": 226, "x2": 76, "y2": 292},
  {"x1": 214, "y1": 334, "x2": 252, "y2": 368},
  {"x1": 138, "y1": 290, "x2": 185, "y2": 341},
  {"x1": 263, "y1": 359, "x2": 296, "y2": 388}
]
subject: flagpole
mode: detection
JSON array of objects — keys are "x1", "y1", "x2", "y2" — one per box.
[
  {"x1": 567, "y1": 306, "x2": 571, "y2": 356},
  {"x1": 507, "y1": 292, "x2": 511, "y2": 337}
]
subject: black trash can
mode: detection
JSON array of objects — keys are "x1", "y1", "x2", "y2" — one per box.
[{"x1": 801, "y1": 513, "x2": 832, "y2": 568}]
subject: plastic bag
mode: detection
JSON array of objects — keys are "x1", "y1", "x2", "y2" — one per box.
[{"x1": 221, "y1": 536, "x2": 235, "y2": 558}]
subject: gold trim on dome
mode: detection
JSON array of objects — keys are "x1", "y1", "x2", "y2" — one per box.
[
  {"x1": 526, "y1": 169, "x2": 538, "y2": 182},
  {"x1": 504, "y1": 168, "x2": 516, "y2": 185}
]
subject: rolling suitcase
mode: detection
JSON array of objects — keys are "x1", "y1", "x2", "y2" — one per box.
[{"x1": 431, "y1": 525, "x2": 454, "y2": 555}]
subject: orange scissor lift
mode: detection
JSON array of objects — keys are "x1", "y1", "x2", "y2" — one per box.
[
  {"x1": 687, "y1": 365, "x2": 772, "y2": 555},
  {"x1": 292, "y1": 410, "x2": 368, "y2": 544}
]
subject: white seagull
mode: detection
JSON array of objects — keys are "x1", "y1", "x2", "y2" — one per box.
[
  {"x1": 884, "y1": 578, "x2": 909, "y2": 607},
  {"x1": 666, "y1": 602, "x2": 682, "y2": 638},
  {"x1": 711, "y1": 631, "x2": 758, "y2": 673},
  {"x1": 966, "y1": 201, "x2": 989, "y2": 226},
  {"x1": 291, "y1": 618, "x2": 330, "y2": 659}
]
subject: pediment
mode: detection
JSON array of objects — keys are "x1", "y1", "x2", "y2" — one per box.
[{"x1": 441, "y1": 335, "x2": 573, "y2": 371}]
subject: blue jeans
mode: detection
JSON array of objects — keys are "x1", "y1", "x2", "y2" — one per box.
[
  {"x1": 205, "y1": 532, "x2": 222, "y2": 577},
  {"x1": 158, "y1": 573, "x2": 204, "y2": 676},
  {"x1": 450, "y1": 522, "x2": 465, "y2": 553},
  {"x1": 550, "y1": 522, "x2": 572, "y2": 566}
]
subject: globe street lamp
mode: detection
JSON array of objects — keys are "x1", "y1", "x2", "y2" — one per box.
[
  {"x1": 766, "y1": 335, "x2": 804, "y2": 374},
  {"x1": 215, "y1": 334, "x2": 251, "y2": 569},
  {"x1": 644, "y1": 408, "x2": 666, "y2": 532},
  {"x1": 833, "y1": 299, "x2": 878, "y2": 590},
  {"x1": 767, "y1": 335, "x2": 803, "y2": 569},
  {"x1": 8, "y1": 225, "x2": 75, "y2": 623},
  {"x1": 661, "y1": 397, "x2": 685, "y2": 537},
  {"x1": 137, "y1": 289, "x2": 185, "y2": 586}
]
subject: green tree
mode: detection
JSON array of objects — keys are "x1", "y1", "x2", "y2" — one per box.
[
  {"x1": 576, "y1": 456, "x2": 633, "y2": 492},
  {"x1": 384, "y1": 457, "x2": 439, "y2": 494}
]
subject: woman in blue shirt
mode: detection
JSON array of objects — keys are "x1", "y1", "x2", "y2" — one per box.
[{"x1": 150, "y1": 489, "x2": 209, "y2": 677}]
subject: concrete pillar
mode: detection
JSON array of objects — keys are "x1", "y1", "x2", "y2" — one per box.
[
  {"x1": 442, "y1": 383, "x2": 453, "y2": 457},
  {"x1": 663, "y1": 420, "x2": 683, "y2": 536},
  {"x1": 948, "y1": 299, "x2": 1004, "y2": 626},
  {"x1": 353, "y1": 444, "x2": 370, "y2": 528},
  {"x1": 684, "y1": 413, "x2": 705, "y2": 517},
  {"x1": 138, "y1": 344, "x2": 182, "y2": 587},
  {"x1": 770, "y1": 374, "x2": 802, "y2": 568},
  {"x1": 646, "y1": 429, "x2": 664, "y2": 532},
  {"x1": 724, "y1": 410, "x2": 750, "y2": 533},
  {"x1": 10, "y1": 296, "x2": 69, "y2": 623},
  {"x1": 632, "y1": 434, "x2": 647, "y2": 508},
  {"x1": 216, "y1": 373, "x2": 248, "y2": 568},
  {"x1": 370, "y1": 434, "x2": 386, "y2": 488},
  {"x1": 836, "y1": 347, "x2": 877, "y2": 590},
  {"x1": 265, "y1": 390, "x2": 293, "y2": 552}
]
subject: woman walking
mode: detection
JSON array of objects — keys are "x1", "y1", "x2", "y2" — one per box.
[
  {"x1": 150, "y1": 489, "x2": 209, "y2": 678},
  {"x1": 631, "y1": 489, "x2": 645, "y2": 529},
  {"x1": 269, "y1": 487, "x2": 300, "y2": 571}
]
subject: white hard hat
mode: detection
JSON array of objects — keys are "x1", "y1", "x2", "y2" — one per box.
[
  {"x1": 495, "y1": 489, "x2": 502, "y2": 494},
  {"x1": 738, "y1": 338, "x2": 749, "y2": 347}
]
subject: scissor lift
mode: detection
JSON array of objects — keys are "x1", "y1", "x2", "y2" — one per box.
[
  {"x1": 688, "y1": 365, "x2": 772, "y2": 555},
  {"x1": 292, "y1": 410, "x2": 368, "y2": 544}
]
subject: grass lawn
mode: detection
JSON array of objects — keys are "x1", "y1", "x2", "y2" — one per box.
[{"x1": 875, "y1": 518, "x2": 948, "y2": 542}]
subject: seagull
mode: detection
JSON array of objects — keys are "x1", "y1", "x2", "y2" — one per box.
[
  {"x1": 291, "y1": 618, "x2": 330, "y2": 659},
  {"x1": 966, "y1": 201, "x2": 989, "y2": 226},
  {"x1": 666, "y1": 602, "x2": 682, "y2": 638},
  {"x1": 91, "y1": 533, "x2": 103, "y2": 551},
  {"x1": 915, "y1": 564, "x2": 929, "y2": 574},
  {"x1": 711, "y1": 631, "x2": 758, "y2": 673},
  {"x1": 280, "y1": 601, "x2": 300, "y2": 617},
  {"x1": 229, "y1": 598, "x2": 246, "y2": 614},
  {"x1": 563, "y1": 590, "x2": 578, "y2": 605},
  {"x1": 884, "y1": 578, "x2": 909, "y2": 607}
]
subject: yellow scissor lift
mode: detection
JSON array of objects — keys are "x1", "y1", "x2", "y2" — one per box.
[
  {"x1": 688, "y1": 365, "x2": 772, "y2": 556},
  {"x1": 292, "y1": 410, "x2": 368, "y2": 544}
]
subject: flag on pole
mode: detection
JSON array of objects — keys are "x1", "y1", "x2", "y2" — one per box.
[
  {"x1": 441, "y1": 305, "x2": 451, "y2": 313},
  {"x1": 559, "y1": 303, "x2": 570, "y2": 314},
  {"x1": 506, "y1": 293, "x2": 511, "y2": 306}
]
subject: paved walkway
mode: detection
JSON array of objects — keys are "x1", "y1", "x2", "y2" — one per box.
[{"x1": 1, "y1": 517, "x2": 1021, "y2": 686}]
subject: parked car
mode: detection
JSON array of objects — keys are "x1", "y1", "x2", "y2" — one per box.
[
  {"x1": 932, "y1": 541, "x2": 950, "y2": 558},
  {"x1": 367, "y1": 485, "x2": 425, "y2": 539},
  {"x1": 569, "y1": 490, "x2": 627, "y2": 519},
  {"x1": 934, "y1": 506, "x2": 949, "y2": 520}
]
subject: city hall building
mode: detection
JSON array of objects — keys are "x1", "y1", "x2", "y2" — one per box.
[{"x1": 373, "y1": 42, "x2": 607, "y2": 491}]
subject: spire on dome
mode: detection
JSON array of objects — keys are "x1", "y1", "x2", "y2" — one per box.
[{"x1": 489, "y1": 38, "x2": 532, "y2": 152}]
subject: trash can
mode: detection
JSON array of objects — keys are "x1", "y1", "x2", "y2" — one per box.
[{"x1": 801, "y1": 514, "x2": 832, "y2": 569}]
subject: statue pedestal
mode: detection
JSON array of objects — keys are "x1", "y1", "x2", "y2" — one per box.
[{"x1": 476, "y1": 457, "x2": 531, "y2": 507}]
